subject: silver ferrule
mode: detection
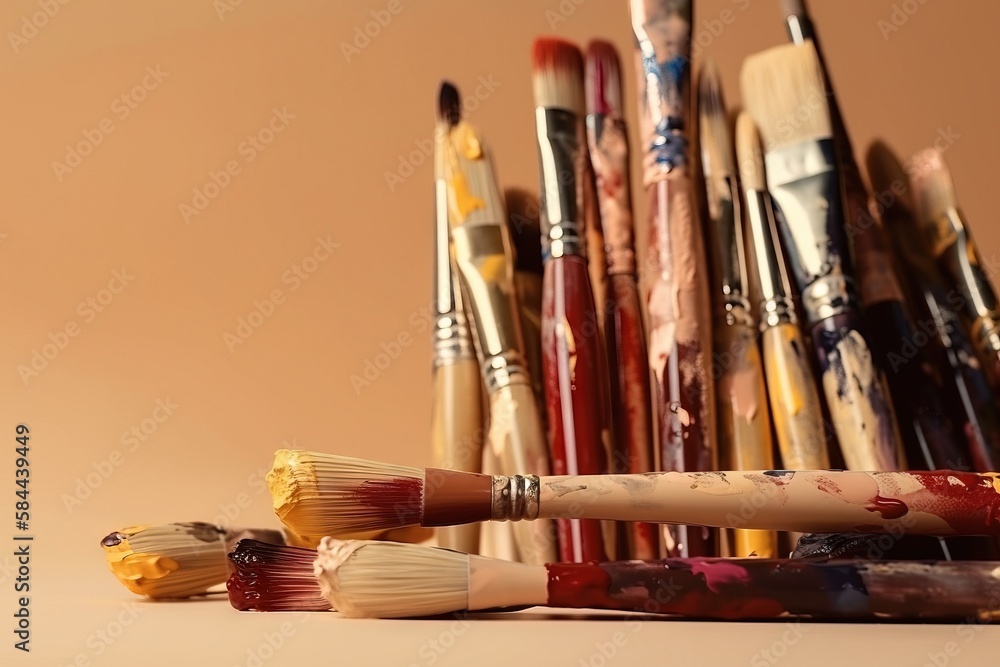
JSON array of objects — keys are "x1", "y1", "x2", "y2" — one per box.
[
  {"x1": 765, "y1": 138, "x2": 856, "y2": 324},
  {"x1": 744, "y1": 188, "x2": 797, "y2": 328},
  {"x1": 535, "y1": 106, "x2": 585, "y2": 259},
  {"x1": 451, "y1": 223, "x2": 532, "y2": 392},
  {"x1": 432, "y1": 311, "x2": 476, "y2": 367},
  {"x1": 929, "y1": 210, "x2": 999, "y2": 322},
  {"x1": 433, "y1": 178, "x2": 476, "y2": 367},
  {"x1": 489, "y1": 474, "x2": 540, "y2": 521},
  {"x1": 784, "y1": 14, "x2": 811, "y2": 45}
]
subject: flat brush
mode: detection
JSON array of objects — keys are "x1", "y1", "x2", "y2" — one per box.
[
  {"x1": 872, "y1": 142, "x2": 1000, "y2": 473},
  {"x1": 911, "y1": 148, "x2": 1000, "y2": 394},
  {"x1": 532, "y1": 37, "x2": 609, "y2": 563},
  {"x1": 432, "y1": 82, "x2": 486, "y2": 554},
  {"x1": 440, "y1": 88, "x2": 556, "y2": 565},
  {"x1": 779, "y1": 2, "x2": 963, "y2": 479},
  {"x1": 740, "y1": 42, "x2": 901, "y2": 472},
  {"x1": 698, "y1": 61, "x2": 776, "y2": 559},
  {"x1": 316, "y1": 538, "x2": 1000, "y2": 621},
  {"x1": 101, "y1": 522, "x2": 284, "y2": 599},
  {"x1": 267, "y1": 450, "x2": 1000, "y2": 538},
  {"x1": 630, "y1": 0, "x2": 717, "y2": 558},
  {"x1": 736, "y1": 113, "x2": 829, "y2": 473},
  {"x1": 585, "y1": 39, "x2": 659, "y2": 561},
  {"x1": 226, "y1": 539, "x2": 329, "y2": 612}
]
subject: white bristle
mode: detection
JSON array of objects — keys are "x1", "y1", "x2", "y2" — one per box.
[
  {"x1": 735, "y1": 112, "x2": 765, "y2": 192},
  {"x1": 739, "y1": 41, "x2": 831, "y2": 151},
  {"x1": 267, "y1": 450, "x2": 424, "y2": 545},
  {"x1": 908, "y1": 148, "x2": 958, "y2": 224},
  {"x1": 314, "y1": 538, "x2": 469, "y2": 619},
  {"x1": 532, "y1": 39, "x2": 585, "y2": 114}
]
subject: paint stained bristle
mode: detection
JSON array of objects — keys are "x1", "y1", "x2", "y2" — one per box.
[
  {"x1": 227, "y1": 540, "x2": 330, "y2": 612},
  {"x1": 585, "y1": 40, "x2": 622, "y2": 116},
  {"x1": 532, "y1": 37, "x2": 585, "y2": 114},
  {"x1": 438, "y1": 81, "x2": 461, "y2": 127}
]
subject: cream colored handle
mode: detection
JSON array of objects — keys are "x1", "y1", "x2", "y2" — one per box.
[
  {"x1": 489, "y1": 382, "x2": 557, "y2": 564},
  {"x1": 431, "y1": 358, "x2": 485, "y2": 554},
  {"x1": 762, "y1": 323, "x2": 830, "y2": 470}
]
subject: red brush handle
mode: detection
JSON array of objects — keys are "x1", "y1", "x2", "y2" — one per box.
[
  {"x1": 606, "y1": 274, "x2": 659, "y2": 560},
  {"x1": 542, "y1": 254, "x2": 608, "y2": 563}
]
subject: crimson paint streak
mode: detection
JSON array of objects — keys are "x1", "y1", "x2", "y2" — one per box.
[{"x1": 352, "y1": 478, "x2": 423, "y2": 527}]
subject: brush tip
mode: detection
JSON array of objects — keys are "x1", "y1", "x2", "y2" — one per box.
[
  {"x1": 865, "y1": 141, "x2": 911, "y2": 210},
  {"x1": 438, "y1": 81, "x2": 461, "y2": 126},
  {"x1": 226, "y1": 539, "x2": 330, "y2": 612},
  {"x1": 532, "y1": 37, "x2": 584, "y2": 113},
  {"x1": 779, "y1": 0, "x2": 806, "y2": 18},
  {"x1": 585, "y1": 40, "x2": 622, "y2": 116},
  {"x1": 909, "y1": 148, "x2": 957, "y2": 224},
  {"x1": 734, "y1": 112, "x2": 765, "y2": 192}
]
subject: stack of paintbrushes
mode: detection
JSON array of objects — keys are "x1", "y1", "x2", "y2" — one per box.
[{"x1": 99, "y1": 0, "x2": 1000, "y2": 622}]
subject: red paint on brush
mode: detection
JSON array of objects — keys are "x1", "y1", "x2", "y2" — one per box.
[
  {"x1": 532, "y1": 37, "x2": 583, "y2": 76},
  {"x1": 352, "y1": 478, "x2": 423, "y2": 527},
  {"x1": 586, "y1": 41, "x2": 618, "y2": 115},
  {"x1": 901, "y1": 471, "x2": 1000, "y2": 535},
  {"x1": 864, "y1": 495, "x2": 909, "y2": 520},
  {"x1": 226, "y1": 540, "x2": 330, "y2": 612}
]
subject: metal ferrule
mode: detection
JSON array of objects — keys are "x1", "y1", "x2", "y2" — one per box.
[
  {"x1": 489, "y1": 474, "x2": 540, "y2": 521},
  {"x1": 535, "y1": 106, "x2": 585, "y2": 259},
  {"x1": 765, "y1": 138, "x2": 855, "y2": 324},
  {"x1": 784, "y1": 15, "x2": 812, "y2": 45},
  {"x1": 706, "y1": 173, "x2": 750, "y2": 321},
  {"x1": 930, "y1": 209, "x2": 999, "y2": 324},
  {"x1": 433, "y1": 179, "x2": 476, "y2": 367},
  {"x1": 450, "y1": 223, "x2": 531, "y2": 392},
  {"x1": 744, "y1": 188, "x2": 797, "y2": 328}
]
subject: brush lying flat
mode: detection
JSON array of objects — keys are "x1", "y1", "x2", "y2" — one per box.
[
  {"x1": 267, "y1": 450, "x2": 1000, "y2": 538},
  {"x1": 227, "y1": 539, "x2": 330, "y2": 612},
  {"x1": 315, "y1": 538, "x2": 1000, "y2": 621},
  {"x1": 100, "y1": 523, "x2": 284, "y2": 599}
]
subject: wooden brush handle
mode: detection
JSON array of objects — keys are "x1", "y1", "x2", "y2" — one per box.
[
  {"x1": 715, "y1": 322, "x2": 777, "y2": 558},
  {"x1": 543, "y1": 558, "x2": 1000, "y2": 620},
  {"x1": 541, "y1": 255, "x2": 608, "y2": 563},
  {"x1": 536, "y1": 469, "x2": 1000, "y2": 536},
  {"x1": 488, "y1": 382, "x2": 557, "y2": 564},
  {"x1": 810, "y1": 313, "x2": 902, "y2": 471},
  {"x1": 606, "y1": 274, "x2": 659, "y2": 560},
  {"x1": 430, "y1": 358, "x2": 485, "y2": 554},
  {"x1": 761, "y1": 323, "x2": 830, "y2": 470}
]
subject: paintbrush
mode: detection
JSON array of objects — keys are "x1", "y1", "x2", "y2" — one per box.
[
  {"x1": 101, "y1": 523, "x2": 284, "y2": 599},
  {"x1": 267, "y1": 450, "x2": 1000, "y2": 538},
  {"x1": 872, "y1": 142, "x2": 1000, "y2": 473},
  {"x1": 531, "y1": 37, "x2": 609, "y2": 563},
  {"x1": 384, "y1": 100, "x2": 559, "y2": 563},
  {"x1": 910, "y1": 148, "x2": 1000, "y2": 394},
  {"x1": 740, "y1": 41, "x2": 901, "y2": 472},
  {"x1": 779, "y1": 2, "x2": 962, "y2": 478},
  {"x1": 431, "y1": 82, "x2": 486, "y2": 554},
  {"x1": 630, "y1": 0, "x2": 717, "y2": 558},
  {"x1": 226, "y1": 539, "x2": 330, "y2": 612},
  {"x1": 698, "y1": 61, "x2": 776, "y2": 559},
  {"x1": 736, "y1": 112, "x2": 829, "y2": 473},
  {"x1": 315, "y1": 538, "x2": 1000, "y2": 621},
  {"x1": 584, "y1": 39, "x2": 659, "y2": 562}
]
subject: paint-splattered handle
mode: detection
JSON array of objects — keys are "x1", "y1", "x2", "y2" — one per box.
[
  {"x1": 810, "y1": 313, "x2": 902, "y2": 471},
  {"x1": 544, "y1": 558, "x2": 1000, "y2": 620},
  {"x1": 541, "y1": 255, "x2": 608, "y2": 563}
]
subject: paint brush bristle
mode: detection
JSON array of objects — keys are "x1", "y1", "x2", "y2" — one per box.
[
  {"x1": 585, "y1": 40, "x2": 622, "y2": 116},
  {"x1": 865, "y1": 141, "x2": 913, "y2": 211},
  {"x1": 438, "y1": 81, "x2": 461, "y2": 127},
  {"x1": 734, "y1": 113, "x2": 765, "y2": 192},
  {"x1": 227, "y1": 539, "x2": 330, "y2": 612},
  {"x1": 698, "y1": 59, "x2": 734, "y2": 181},
  {"x1": 314, "y1": 538, "x2": 469, "y2": 619},
  {"x1": 101, "y1": 522, "x2": 229, "y2": 599},
  {"x1": 267, "y1": 450, "x2": 425, "y2": 544},
  {"x1": 909, "y1": 148, "x2": 958, "y2": 226},
  {"x1": 739, "y1": 41, "x2": 831, "y2": 150},
  {"x1": 532, "y1": 37, "x2": 585, "y2": 114}
]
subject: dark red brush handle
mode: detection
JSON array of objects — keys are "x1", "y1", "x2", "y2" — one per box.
[{"x1": 542, "y1": 254, "x2": 608, "y2": 563}]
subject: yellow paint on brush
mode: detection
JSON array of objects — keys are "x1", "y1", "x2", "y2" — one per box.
[
  {"x1": 267, "y1": 448, "x2": 316, "y2": 519},
  {"x1": 446, "y1": 121, "x2": 485, "y2": 222},
  {"x1": 105, "y1": 540, "x2": 180, "y2": 596},
  {"x1": 447, "y1": 171, "x2": 485, "y2": 222}
]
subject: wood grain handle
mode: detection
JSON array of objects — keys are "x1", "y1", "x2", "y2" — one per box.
[
  {"x1": 431, "y1": 358, "x2": 485, "y2": 554},
  {"x1": 761, "y1": 323, "x2": 830, "y2": 470},
  {"x1": 541, "y1": 255, "x2": 608, "y2": 562}
]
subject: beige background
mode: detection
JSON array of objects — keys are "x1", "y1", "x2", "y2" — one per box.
[{"x1": 1, "y1": 0, "x2": 998, "y2": 664}]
